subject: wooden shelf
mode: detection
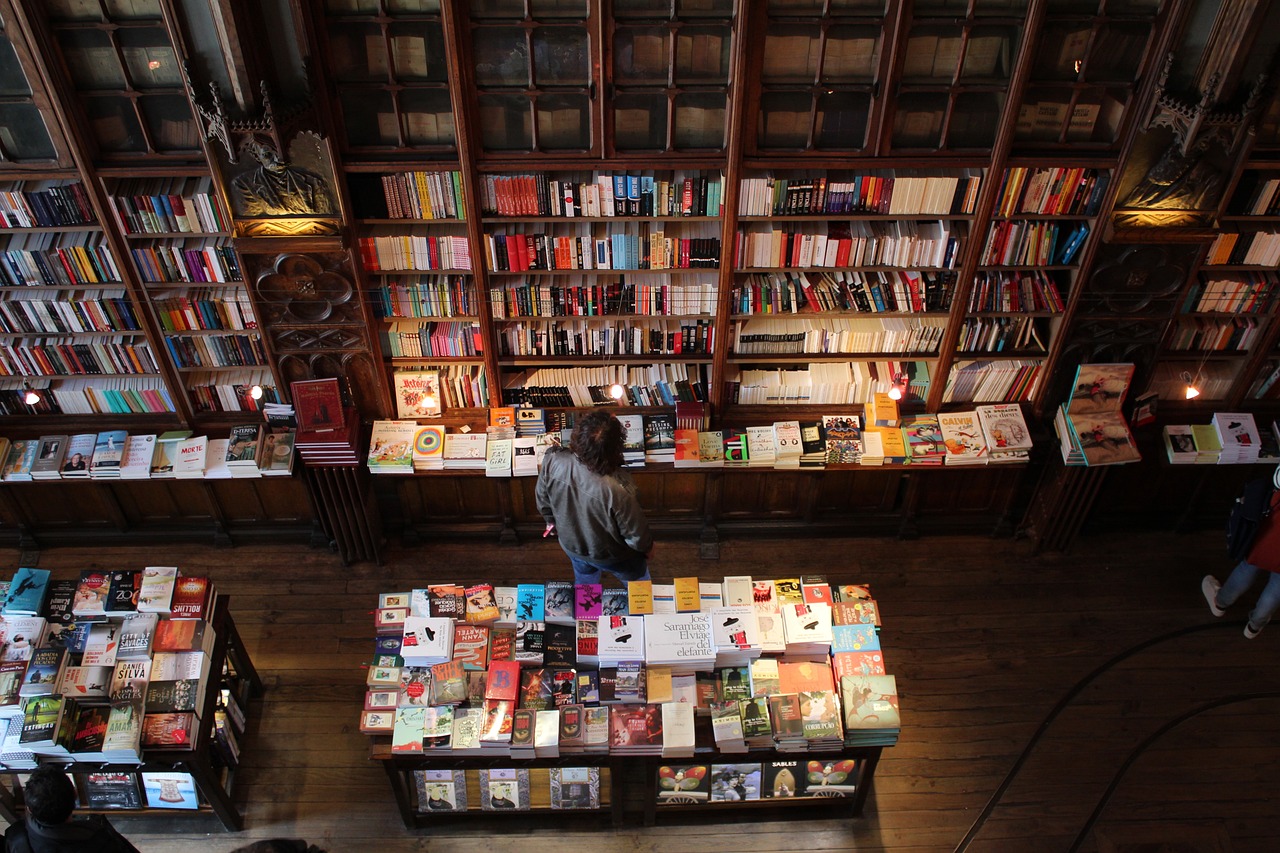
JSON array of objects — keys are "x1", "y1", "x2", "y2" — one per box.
[
  {"x1": 493, "y1": 313, "x2": 714, "y2": 322},
  {"x1": 736, "y1": 266, "x2": 956, "y2": 273},
  {"x1": 367, "y1": 269, "x2": 474, "y2": 276},
  {"x1": 175, "y1": 365, "x2": 268, "y2": 373},
  {"x1": 728, "y1": 352, "x2": 942, "y2": 363},
  {"x1": 729, "y1": 311, "x2": 952, "y2": 319},
  {"x1": 498, "y1": 355, "x2": 713, "y2": 366},
  {"x1": 482, "y1": 216, "x2": 721, "y2": 224},
  {"x1": 486, "y1": 268, "x2": 718, "y2": 276},
  {"x1": 123, "y1": 231, "x2": 233, "y2": 240},
  {"x1": 0, "y1": 225, "x2": 101, "y2": 234}
]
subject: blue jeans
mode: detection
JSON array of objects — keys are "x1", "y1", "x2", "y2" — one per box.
[
  {"x1": 1217, "y1": 560, "x2": 1280, "y2": 630},
  {"x1": 569, "y1": 552, "x2": 650, "y2": 587}
]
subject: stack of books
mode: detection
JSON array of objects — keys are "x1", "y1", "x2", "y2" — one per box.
[
  {"x1": 781, "y1": 603, "x2": 834, "y2": 660},
  {"x1": 292, "y1": 379, "x2": 361, "y2": 466},
  {"x1": 1212, "y1": 412, "x2": 1261, "y2": 464},
  {"x1": 1052, "y1": 364, "x2": 1141, "y2": 467},
  {"x1": 977, "y1": 403, "x2": 1035, "y2": 463},
  {"x1": 710, "y1": 605, "x2": 762, "y2": 668},
  {"x1": 644, "y1": 612, "x2": 715, "y2": 674},
  {"x1": 367, "y1": 420, "x2": 417, "y2": 475},
  {"x1": 412, "y1": 425, "x2": 445, "y2": 472},
  {"x1": 442, "y1": 433, "x2": 488, "y2": 470},
  {"x1": 1163, "y1": 425, "x2": 1198, "y2": 463}
]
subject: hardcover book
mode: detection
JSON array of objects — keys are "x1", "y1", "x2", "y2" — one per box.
[
  {"x1": 656, "y1": 764, "x2": 710, "y2": 804},
  {"x1": 72, "y1": 571, "x2": 111, "y2": 618},
  {"x1": 414, "y1": 768, "x2": 467, "y2": 813},
  {"x1": 290, "y1": 378, "x2": 345, "y2": 432},
  {"x1": 81, "y1": 772, "x2": 142, "y2": 810},
  {"x1": 550, "y1": 766, "x2": 600, "y2": 809},
  {"x1": 710, "y1": 763, "x2": 762, "y2": 802},
  {"x1": 2, "y1": 567, "x2": 50, "y2": 616}
]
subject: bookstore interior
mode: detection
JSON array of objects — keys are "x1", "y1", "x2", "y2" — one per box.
[{"x1": 0, "y1": 0, "x2": 1278, "y2": 833}]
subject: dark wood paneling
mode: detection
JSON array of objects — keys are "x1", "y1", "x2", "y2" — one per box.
[
  {"x1": 0, "y1": 478, "x2": 314, "y2": 548},
  {"x1": 631, "y1": 471, "x2": 707, "y2": 521}
]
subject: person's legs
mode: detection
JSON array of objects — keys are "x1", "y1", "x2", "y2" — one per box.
[
  {"x1": 1217, "y1": 560, "x2": 1262, "y2": 608},
  {"x1": 1246, "y1": 570, "x2": 1280, "y2": 634},
  {"x1": 568, "y1": 555, "x2": 604, "y2": 587},
  {"x1": 604, "y1": 553, "x2": 649, "y2": 585}
]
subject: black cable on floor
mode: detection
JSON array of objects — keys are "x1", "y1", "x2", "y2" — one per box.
[
  {"x1": 953, "y1": 621, "x2": 1241, "y2": 853},
  {"x1": 1066, "y1": 691, "x2": 1280, "y2": 853}
]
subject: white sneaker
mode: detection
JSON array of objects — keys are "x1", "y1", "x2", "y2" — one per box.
[
  {"x1": 1245, "y1": 622, "x2": 1262, "y2": 640},
  {"x1": 1202, "y1": 575, "x2": 1226, "y2": 617}
]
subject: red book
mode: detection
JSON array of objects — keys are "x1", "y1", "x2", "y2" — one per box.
[
  {"x1": 682, "y1": 178, "x2": 694, "y2": 215},
  {"x1": 485, "y1": 659, "x2": 520, "y2": 702},
  {"x1": 169, "y1": 576, "x2": 211, "y2": 619}
]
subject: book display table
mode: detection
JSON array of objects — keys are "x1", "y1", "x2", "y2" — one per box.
[
  {"x1": 363, "y1": 575, "x2": 900, "y2": 829},
  {"x1": 0, "y1": 592, "x2": 262, "y2": 831}
]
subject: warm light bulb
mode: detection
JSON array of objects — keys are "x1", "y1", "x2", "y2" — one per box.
[
  {"x1": 420, "y1": 394, "x2": 437, "y2": 412},
  {"x1": 609, "y1": 383, "x2": 625, "y2": 400},
  {"x1": 250, "y1": 384, "x2": 264, "y2": 400},
  {"x1": 1184, "y1": 384, "x2": 1200, "y2": 400},
  {"x1": 23, "y1": 387, "x2": 40, "y2": 406},
  {"x1": 887, "y1": 385, "x2": 903, "y2": 401}
]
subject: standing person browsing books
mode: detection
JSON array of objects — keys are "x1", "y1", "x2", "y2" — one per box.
[
  {"x1": 1203, "y1": 467, "x2": 1280, "y2": 639},
  {"x1": 5, "y1": 764, "x2": 141, "y2": 853},
  {"x1": 536, "y1": 410, "x2": 653, "y2": 586}
]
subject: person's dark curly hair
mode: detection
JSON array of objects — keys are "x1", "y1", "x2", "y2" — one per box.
[
  {"x1": 570, "y1": 409, "x2": 625, "y2": 475},
  {"x1": 24, "y1": 764, "x2": 77, "y2": 825}
]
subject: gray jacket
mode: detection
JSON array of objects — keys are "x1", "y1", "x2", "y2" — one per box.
[{"x1": 535, "y1": 447, "x2": 652, "y2": 563}]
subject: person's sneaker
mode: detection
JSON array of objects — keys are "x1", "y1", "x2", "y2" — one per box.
[
  {"x1": 1202, "y1": 575, "x2": 1226, "y2": 617},
  {"x1": 1245, "y1": 622, "x2": 1263, "y2": 640}
]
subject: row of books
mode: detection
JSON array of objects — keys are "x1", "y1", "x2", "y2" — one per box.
[
  {"x1": 941, "y1": 359, "x2": 1043, "y2": 404},
  {"x1": 733, "y1": 222, "x2": 959, "y2": 271},
  {"x1": 380, "y1": 320, "x2": 482, "y2": 359},
  {"x1": 5, "y1": 767, "x2": 204, "y2": 811},
  {"x1": 728, "y1": 361, "x2": 928, "y2": 407},
  {"x1": 496, "y1": 319, "x2": 714, "y2": 358},
  {"x1": 993, "y1": 167, "x2": 1109, "y2": 217},
  {"x1": 488, "y1": 280, "x2": 718, "y2": 319},
  {"x1": 151, "y1": 289, "x2": 258, "y2": 333},
  {"x1": 1166, "y1": 316, "x2": 1261, "y2": 353},
  {"x1": 411, "y1": 766, "x2": 601, "y2": 813},
  {"x1": 738, "y1": 173, "x2": 982, "y2": 217},
  {"x1": 731, "y1": 317, "x2": 945, "y2": 356},
  {"x1": 377, "y1": 171, "x2": 465, "y2": 221},
  {"x1": 362, "y1": 577, "x2": 897, "y2": 759},
  {"x1": 1, "y1": 234, "x2": 122, "y2": 288},
  {"x1": 980, "y1": 220, "x2": 1089, "y2": 267},
  {"x1": 504, "y1": 363, "x2": 707, "y2": 409},
  {"x1": 409, "y1": 756, "x2": 873, "y2": 813},
  {"x1": 478, "y1": 172, "x2": 724, "y2": 218},
  {"x1": 0, "y1": 291, "x2": 141, "y2": 336},
  {"x1": 128, "y1": 242, "x2": 241, "y2": 284},
  {"x1": 1205, "y1": 231, "x2": 1280, "y2": 267},
  {"x1": 108, "y1": 177, "x2": 229, "y2": 236},
  {"x1": 358, "y1": 234, "x2": 472, "y2": 273},
  {"x1": 186, "y1": 374, "x2": 279, "y2": 415},
  {"x1": 956, "y1": 316, "x2": 1047, "y2": 354},
  {"x1": 162, "y1": 332, "x2": 265, "y2": 369},
  {"x1": 0, "y1": 337, "x2": 159, "y2": 377},
  {"x1": 1183, "y1": 273, "x2": 1278, "y2": 315},
  {"x1": 0, "y1": 181, "x2": 94, "y2": 229},
  {"x1": 732, "y1": 270, "x2": 957, "y2": 316},
  {"x1": 0, "y1": 422, "x2": 294, "y2": 482},
  {"x1": 966, "y1": 270, "x2": 1066, "y2": 313},
  {"x1": 1164, "y1": 412, "x2": 1271, "y2": 465},
  {"x1": 1240, "y1": 177, "x2": 1280, "y2": 216},
  {"x1": 7, "y1": 377, "x2": 176, "y2": 417},
  {"x1": 375, "y1": 275, "x2": 479, "y2": 319},
  {"x1": 0, "y1": 567, "x2": 220, "y2": 767},
  {"x1": 485, "y1": 230, "x2": 722, "y2": 272}
]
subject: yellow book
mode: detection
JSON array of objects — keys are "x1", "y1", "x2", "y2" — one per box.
[
  {"x1": 868, "y1": 392, "x2": 899, "y2": 427},
  {"x1": 673, "y1": 576, "x2": 700, "y2": 612},
  {"x1": 868, "y1": 426, "x2": 908, "y2": 461},
  {"x1": 645, "y1": 665, "x2": 673, "y2": 703},
  {"x1": 628, "y1": 580, "x2": 653, "y2": 615}
]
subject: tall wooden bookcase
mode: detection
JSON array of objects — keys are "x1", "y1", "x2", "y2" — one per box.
[{"x1": 2, "y1": 0, "x2": 1280, "y2": 547}]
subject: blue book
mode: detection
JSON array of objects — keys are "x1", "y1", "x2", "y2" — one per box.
[
  {"x1": 832, "y1": 624, "x2": 881, "y2": 653},
  {"x1": 544, "y1": 581, "x2": 575, "y2": 626},
  {"x1": 2, "y1": 568, "x2": 51, "y2": 616},
  {"x1": 627, "y1": 175, "x2": 641, "y2": 215},
  {"x1": 640, "y1": 176, "x2": 655, "y2": 216},
  {"x1": 516, "y1": 584, "x2": 545, "y2": 622},
  {"x1": 612, "y1": 175, "x2": 627, "y2": 216},
  {"x1": 600, "y1": 588, "x2": 629, "y2": 616}
]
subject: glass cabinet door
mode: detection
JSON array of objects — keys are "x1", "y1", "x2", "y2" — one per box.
[
  {"x1": 888, "y1": 2, "x2": 1023, "y2": 153},
  {"x1": 44, "y1": 1, "x2": 200, "y2": 159},
  {"x1": 610, "y1": 0, "x2": 734, "y2": 154},
  {"x1": 320, "y1": 0, "x2": 456, "y2": 156},
  {"x1": 1013, "y1": 0, "x2": 1165, "y2": 149},
  {"x1": 751, "y1": 0, "x2": 887, "y2": 154},
  {"x1": 467, "y1": 1, "x2": 594, "y2": 155},
  {"x1": 0, "y1": 8, "x2": 64, "y2": 165}
]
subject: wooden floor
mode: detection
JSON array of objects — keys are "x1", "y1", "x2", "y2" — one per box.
[{"x1": 3, "y1": 526, "x2": 1278, "y2": 853}]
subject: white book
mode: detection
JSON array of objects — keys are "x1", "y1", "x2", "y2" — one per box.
[
  {"x1": 710, "y1": 605, "x2": 762, "y2": 650},
  {"x1": 81, "y1": 622, "x2": 121, "y2": 667},
  {"x1": 137, "y1": 567, "x2": 178, "y2": 614},
  {"x1": 485, "y1": 438, "x2": 513, "y2": 478},
  {"x1": 596, "y1": 615, "x2": 646, "y2": 662},
  {"x1": 150, "y1": 651, "x2": 209, "y2": 682},
  {"x1": 202, "y1": 439, "x2": 232, "y2": 479},
  {"x1": 173, "y1": 436, "x2": 208, "y2": 479},
  {"x1": 661, "y1": 701, "x2": 696, "y2": 757},
  {"x1": 118, "y1": 434, "x2": 156, "y2": 479},
  {"x1": 401, "y1": 616, "x2": 454, "y2": 664},
  {"x1": 721, "y1": 576, "x2": 754, "y2": 607}
]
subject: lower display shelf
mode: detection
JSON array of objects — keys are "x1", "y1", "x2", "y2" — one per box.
[{"x1": 370, "y1": 745, "x2": 883, "y2": 830}]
